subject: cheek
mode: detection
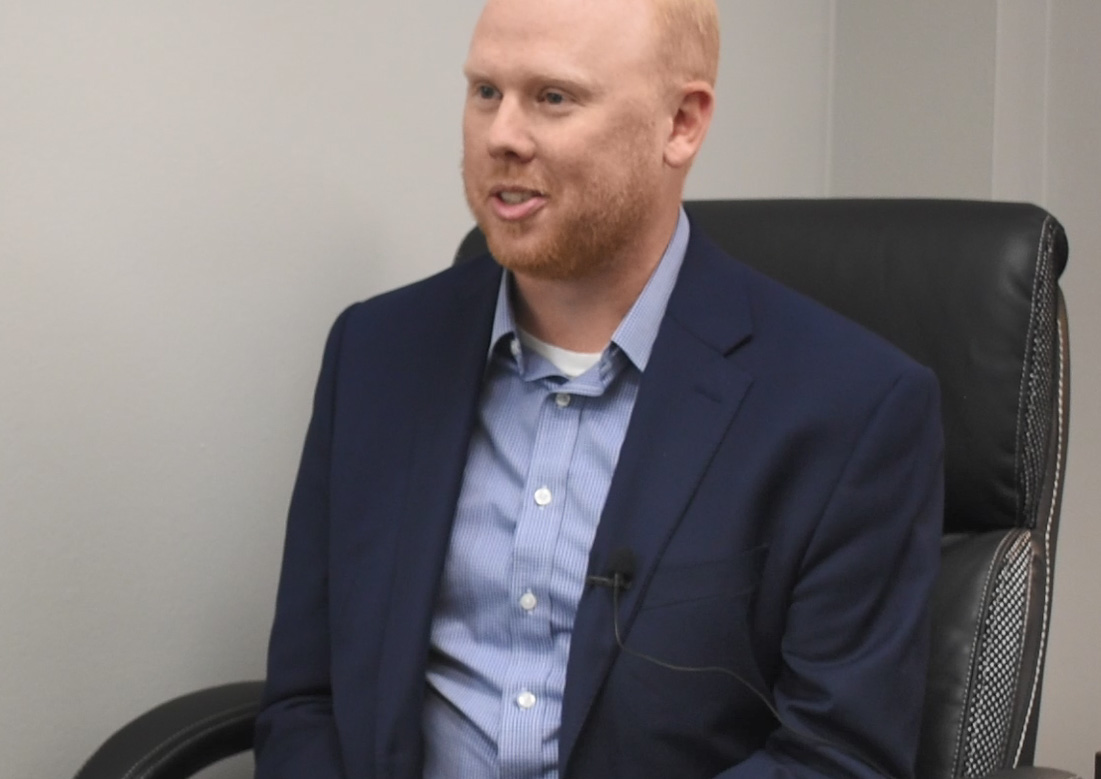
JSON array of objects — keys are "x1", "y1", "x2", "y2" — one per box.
[
  {"x1": 461, "y1": 123, "x2": 478, "y2": 160},
  {"x1": 461, "y1": 111, "x2": 491, "y2": 159},
  {"x1": 461, "y1": 133, "x2": 491, "y2": 183},
  {"x1": 539, "y1": 138, "x2": 612, "y2": 186},
  {"x1": 583, "y1": 118, "x2": 662, "y2": 174}
]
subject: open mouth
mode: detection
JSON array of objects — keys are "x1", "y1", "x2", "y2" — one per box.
[
  {"x1": 499, "y1": 191, "x2": 537, "y2": 205},
  {"x1": 490, "y1": 187, "x2": 547, "y2": 220}
]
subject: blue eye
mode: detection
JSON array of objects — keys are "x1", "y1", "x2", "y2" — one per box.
[
  {"x1": 543, "y1": 91, "x2": 565, "y2": 105},
  {"x1": 476, "y1": 85, "x2": 498, "y2": 100}
]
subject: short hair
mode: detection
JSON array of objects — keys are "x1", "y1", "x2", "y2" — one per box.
[{"x1": 651, "y1": 0, "x2": 720, "y2": 87}]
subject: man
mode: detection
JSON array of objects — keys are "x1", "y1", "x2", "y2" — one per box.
[{"x1": 255, "y1": 0, "x2": 943, "y2": 776}]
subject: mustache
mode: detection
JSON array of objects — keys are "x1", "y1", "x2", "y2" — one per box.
[
  {"x1": 489, "y1": 183, "x2": 547, "y2": 196},
  {"x1": 461, "y1": 159, "x2": 549, "y2": 195}
]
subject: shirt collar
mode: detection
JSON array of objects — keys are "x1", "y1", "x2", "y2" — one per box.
[{"x1": 487, "y1": 205, "x2": 691, "y2": 372}]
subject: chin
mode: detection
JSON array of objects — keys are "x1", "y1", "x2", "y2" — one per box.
[
  {"x1": 488, "y1": 237, "x2": 605, "y2": 283},
  {"x1": 484, "y1": 234, "x2": 562, "y2": 278},
  {"x1": 476, "y1": 213, "x2": 549, "y2": 270}
]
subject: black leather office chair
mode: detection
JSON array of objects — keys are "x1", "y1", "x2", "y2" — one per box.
[{"x1": 74, "y1": 199, "x2": 1076, "y2": 779}]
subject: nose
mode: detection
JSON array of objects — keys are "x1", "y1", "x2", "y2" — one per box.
[{"x1": 487, "y1": 95, "x2": 535, "y2": 162}]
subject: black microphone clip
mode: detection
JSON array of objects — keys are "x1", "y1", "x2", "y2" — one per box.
[{"x1": 586, "y1": 547, "x2": 636, "y2": 591}]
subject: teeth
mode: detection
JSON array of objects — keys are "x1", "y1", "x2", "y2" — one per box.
[{"x1": 499, "y1": 191, "x2": 535, "y2": 205}]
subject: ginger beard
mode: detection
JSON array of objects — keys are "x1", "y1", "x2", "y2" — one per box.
[{"x1": 462, "y1": 125, "x2": 664, "y2": 282}]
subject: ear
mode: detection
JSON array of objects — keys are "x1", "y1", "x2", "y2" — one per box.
[{"x1": 663, "y1": 82, "x2": 715, "y2": 168}]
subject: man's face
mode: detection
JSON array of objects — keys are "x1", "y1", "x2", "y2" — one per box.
[{"x1": 462, "y1": 0, "x2": 671, "y2": 281}]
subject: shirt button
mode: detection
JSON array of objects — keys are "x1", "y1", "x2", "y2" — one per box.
[
  {"x1": 519, "y1": 591, "x2": 537, "y2": 611},
  {"x1": 516, "y1": 691, "x2": 537, "y2": 709},
  {"x1": 510, "y1": 338, "x2": 521, "y2": 357},
  {"x1": 555, "y1": 392, "x2": 571, "y2": 408},
  {"x1": 533, "y1": 486, "x2": 552, "y2": 507}
]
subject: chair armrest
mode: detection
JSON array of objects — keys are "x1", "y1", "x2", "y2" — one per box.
[
  {"x1": 74, "y1": 680, "x2": 264, "y2": 779},
  {"x1": 985, "y1": 768, "x2": 1082, "y2": 779}
]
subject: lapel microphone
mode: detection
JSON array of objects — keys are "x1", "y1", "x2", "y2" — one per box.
[
  {"x1": 585, "y1": 547, "x2": 636, "y2": 591},
  {"x1": 588, "y1": 545, "x2": 899, "y2": 779}
]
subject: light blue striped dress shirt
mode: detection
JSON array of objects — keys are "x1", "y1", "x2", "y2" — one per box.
[{"x1": 423, "y1": 209, "x2": 690, "y2": 779}]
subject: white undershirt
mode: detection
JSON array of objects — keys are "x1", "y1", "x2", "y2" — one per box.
[{"x1": 517, "y1": 329, "x2": 604, "y2": 379}]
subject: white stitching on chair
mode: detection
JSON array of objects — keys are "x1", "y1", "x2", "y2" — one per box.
[
  {"x1": 962, "y1": 532, "x2": 1032, "y2": 775},
  {"x1": 1013, "y1": 275, "x2": 1066, "y2": 766}
]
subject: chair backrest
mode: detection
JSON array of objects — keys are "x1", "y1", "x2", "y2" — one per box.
[{"x1": 456, "y1": 199, "x2": 1071, "y2": 778}]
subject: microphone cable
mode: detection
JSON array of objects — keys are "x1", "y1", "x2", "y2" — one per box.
[{"x1": 599, "y1": 556, "x2": 901, "y2": 779}]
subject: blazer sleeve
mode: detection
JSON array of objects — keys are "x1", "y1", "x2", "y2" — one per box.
[
  {"x1": 254, "y1": 308, "x2": 353, "y2": 779},
  {"x1": 716, "y1": 365, "x2": 944, "y2": 779}
]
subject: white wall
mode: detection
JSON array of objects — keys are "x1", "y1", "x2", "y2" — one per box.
[
  {"x1": 3, "y1": 2, "x2": 1097, "y2": 777},
  {"x1": 830, "y1": 2, "x2": 999, "y2": 198},
  {"x1": 0, "y1": 4, "x2": 476, "y2": 777},
  {"x1": 690, "y1": 1, "x2": 834, "y2": 199}
]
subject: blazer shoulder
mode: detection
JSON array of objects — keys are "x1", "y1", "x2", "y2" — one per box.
[{"x1": 308, "y1": 253, "x2": 500, "y2": 390}]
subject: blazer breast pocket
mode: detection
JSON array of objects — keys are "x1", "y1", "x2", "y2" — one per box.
[
  {"x1": 638, "y1": 544, "x2": 767, "y2": 613},
  {"x1": 622, "y1": 544, "x2": 769, "y2": 690}
]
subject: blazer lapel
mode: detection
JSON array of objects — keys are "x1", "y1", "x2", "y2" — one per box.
[
  {"x1": 373, "y1": 258, "x2": 502, "y2": 764},
  {"x1": 559, "y1": 234, "x2": 757, "y2": 770}
]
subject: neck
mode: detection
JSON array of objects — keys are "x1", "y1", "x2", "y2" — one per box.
[{"x1": 511, "y1": 206, "x2": 680, "y2": 352}]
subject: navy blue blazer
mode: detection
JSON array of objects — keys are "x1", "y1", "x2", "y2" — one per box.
[{"x1": 255, "y1": 226, "x2": 944, "y2": 778}]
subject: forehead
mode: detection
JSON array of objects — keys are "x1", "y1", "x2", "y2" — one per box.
[{"x1": 465, "y1": 0, "x2": 658, "y2": 82}]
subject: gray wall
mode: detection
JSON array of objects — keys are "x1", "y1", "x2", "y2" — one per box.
[{"x1": 1, "y1": 2, "x2": 1096, "y2": 777}]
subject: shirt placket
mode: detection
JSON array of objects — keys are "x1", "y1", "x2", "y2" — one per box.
[{"x1": 497, "y1": 382, "x2": 583, "y2": 779}]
